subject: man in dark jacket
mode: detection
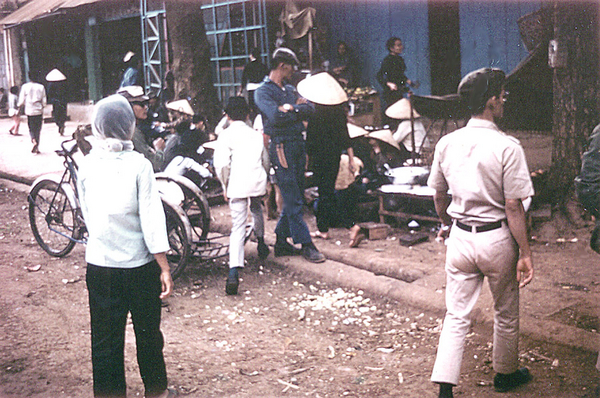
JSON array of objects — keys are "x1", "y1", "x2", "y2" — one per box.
[{"x1": 254, "y1": 48, "x2": 325, "y2": 263}]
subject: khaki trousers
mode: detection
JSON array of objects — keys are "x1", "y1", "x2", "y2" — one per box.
[{"x1": 431, "y1": 222, "x2": 520, "y2": 385}]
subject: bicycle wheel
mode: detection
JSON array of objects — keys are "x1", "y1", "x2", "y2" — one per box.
[
  {"x1": 163, "y1": 200, "x2": 191, "y2": 280},
  {"x1": 155, "y1": 174, "x2": 210, "y2": 242},
  {"x1": 179, "y1": 185, "x2": 210, "y2": 241},
  {"x1": 28, "y1": 179, "x2": 78, "y2": 257}
]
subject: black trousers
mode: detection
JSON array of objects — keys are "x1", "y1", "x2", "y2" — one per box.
[
  {"x1": 27, "y1": 114, "x2": 43, "y2": 144},
  {"x1": 313, "y1": 150, "x2": 342, "y2": 233},
  {"x1": 52, "y1": 101, "x2": 68, "y2": 129},
  {"x1": 86, "y1": 261, "x2": 167, "y2": 398}
]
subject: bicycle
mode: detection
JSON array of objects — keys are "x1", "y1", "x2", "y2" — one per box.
[{"x1": 28, "y1": 127, "x2": 191, "y2": 276}]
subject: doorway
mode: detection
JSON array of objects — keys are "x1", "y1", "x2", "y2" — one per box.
[{"x1": 428, "y1": 0, "x2": 461, "y2": 96}]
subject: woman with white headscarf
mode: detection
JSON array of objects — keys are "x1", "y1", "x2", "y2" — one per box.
[{"x1": 77, "y1": 95, "x2": 175, "y2": 398}]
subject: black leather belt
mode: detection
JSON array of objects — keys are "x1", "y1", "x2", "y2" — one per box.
[{"x1": 456, "y1": 220, "x2": 504, "y2": 233}]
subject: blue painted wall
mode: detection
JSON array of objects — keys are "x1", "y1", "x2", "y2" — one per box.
[
  {"x1": 319, "y1": 0, "x2": 430, "y2": 95},
  {"x1": 459, "y1": 0, "x2": 541, "y2": 76},
  {"x1": 319, "y1": 0, "x2": 542, "y2": 96}
]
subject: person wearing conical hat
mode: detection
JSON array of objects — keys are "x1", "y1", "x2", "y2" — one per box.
[
  {"x1": 46, "y1": 68, "x2": 68, "y2": 135},
  {"x1": 298, "y1": 72, "x2": 357, "y2": 241}
]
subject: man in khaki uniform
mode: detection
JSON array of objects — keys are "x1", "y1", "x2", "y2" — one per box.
[{"x1": 427, "y1": 68, "x2": 534, "y2": 398}]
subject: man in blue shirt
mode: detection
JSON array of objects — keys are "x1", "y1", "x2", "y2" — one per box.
[{"x1": 254, "y1": 48, "x2": 325, "y2": 263}]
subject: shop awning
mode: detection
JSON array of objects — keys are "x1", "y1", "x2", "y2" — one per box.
[{"x1": 0, "y1": 0, "x2": 101, "y2": 27}]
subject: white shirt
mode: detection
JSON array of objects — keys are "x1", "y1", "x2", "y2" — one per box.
[
  {"x1": 213, "y1": 120, "x2": 269, "y2": 199},
  {"x1": 77, "y1": 149, "x2": 169, "y2": 268},
  {"x1": 17, "y1": 81, "x2": 46, "y2": 116}
]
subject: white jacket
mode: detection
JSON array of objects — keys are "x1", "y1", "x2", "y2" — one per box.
[{"x1": 213, "y1": 120, "x2": 269, "y2": 199}]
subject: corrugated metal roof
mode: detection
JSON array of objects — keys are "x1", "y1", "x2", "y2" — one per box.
[{"x1": 0, "y1": 0, "x2": 102, "y2": 26}]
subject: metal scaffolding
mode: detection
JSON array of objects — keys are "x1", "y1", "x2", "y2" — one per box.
[
  {"x1": 201, "y1": 0, "x2": 269, "y2": 102},
  {"x1": 140, "y1": 0, "x2": 166, "y2": 96}
]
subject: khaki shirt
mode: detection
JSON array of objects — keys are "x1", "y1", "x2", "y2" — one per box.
[{"x1": 428, "y1": 118, "x2": 534, "y2": 224}]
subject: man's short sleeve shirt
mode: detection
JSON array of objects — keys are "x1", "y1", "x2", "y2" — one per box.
[{"x1": 427, "y1": 118, "x2": 534, "y2": 224}]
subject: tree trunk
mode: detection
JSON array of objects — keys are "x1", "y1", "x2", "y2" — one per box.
[
  {"x1": 549, "y1": 1, "x2": 599, "y2": 208},
  {"x1": 165, "y1": 0, "x2": 222, "y2": 125}
]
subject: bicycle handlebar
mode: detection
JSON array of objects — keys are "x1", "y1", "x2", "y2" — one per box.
[{"x1": 56, "y1": 139, "x2": 78, "y2": 158}]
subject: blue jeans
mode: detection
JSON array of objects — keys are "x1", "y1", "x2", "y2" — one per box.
[{"x1": 269, "y1": 138, "x2": 312, "y2": 245}]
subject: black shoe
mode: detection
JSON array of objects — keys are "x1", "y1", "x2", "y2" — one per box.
[
  {"x1": 225, "y1": 275, "x2": 239, "y2": 295},
  {"x1": 301, "y1": 244, "x2": 325, "y2": 263},
  {"x1": 494, "y1": 367, "x2": 531, "y2": 393},
  {"x1": 437, "y1": 382, "x2": 454, "y2": 398},
  {"x1": 591, "y1": 222, "x2": 600, "y2": 253},
  {"x1": 274, "y1": 241, "x2": 301, "y2": 257},
  {"x1": 257, "y1": 240, "x2": 270, "y2": 260}
]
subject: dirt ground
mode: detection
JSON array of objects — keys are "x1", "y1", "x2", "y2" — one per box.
[{"x1": 1, "y1": 173, "x2": 599, "y2": 398}]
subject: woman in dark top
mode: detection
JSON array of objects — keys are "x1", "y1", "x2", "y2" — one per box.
[
  {"x1": 306, "y1": 103, "x2": 356, "y2": 239},
  {"x1": 299, "y1": 72, "x2": 357, "y2": 239},
  {"x1": 376, "y1": 37, "x2": 413, "y2": 125},
  {"x1": 241, "y1": 47, "x2": 269, "y2": 116},
  {"x1": 330, "y1": 41, "x2": 359, "y2": 88}
]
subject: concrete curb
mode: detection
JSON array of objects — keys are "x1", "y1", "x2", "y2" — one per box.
[
  {"x1": 0, "y1": 171, "x2": 34, "y2": 186},
  {"x1": 3, "y1": 173, "x2": 597, "y2": 354}
]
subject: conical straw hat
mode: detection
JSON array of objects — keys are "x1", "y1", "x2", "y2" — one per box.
[
  {"x1": 123, "y1": 51, "x2": 135, "y2": 62},
  {"x1": 297, "y1": 72, "x2": 348, "y2": 106},
  {"x1": 368, "y1": 129, "x2": 401, "y2": 151},
  {"x1": 347, "y1": 123, "x2": 368, "y2": 139},
  {"x1": 166, "y1": 99, "x2": 194, "y2": 116},
  {"x1": 46, "y1": 68, "x2": 66, "y2": 82},
  {"x1": 385, "y1": 98, "x2": 420, "y2": 120}
]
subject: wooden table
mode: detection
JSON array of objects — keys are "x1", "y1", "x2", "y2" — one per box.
[{"x1": 375, "y1": 186, "x2": 441, "y2": 224}]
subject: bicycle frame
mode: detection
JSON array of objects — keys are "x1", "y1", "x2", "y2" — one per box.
[{"x1": 29, "y1": 139, "x2": 86, "y2": 244}]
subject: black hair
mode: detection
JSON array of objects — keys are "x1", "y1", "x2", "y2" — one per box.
[
  {"x1": 458, "y1": 68, "x2": 506, "y2": 115},
  {"x1": 9, "y1": 86, "x2": 18, "y2": 95},
  {"x1": 250, "y1": 47, "x2": 261, "y2": 59},
  {"x1": 28, "y1": 70, "x2": 40, "y2": 83},
  {"x1": 192, "y1": 113, "x2": 206, "y2": 124},
  {"x1": 386, "y1": 37, "x2": 402, "y2": 52},
  {"x1": 224, "y1": 96, "x2": 250, "y2": 121},
  {"x1": 175, "y1": 120, "x2": 191, "y2": 135},
  {"x1": 270, "y1": 48, "x2": 298, "y2": 71}
]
